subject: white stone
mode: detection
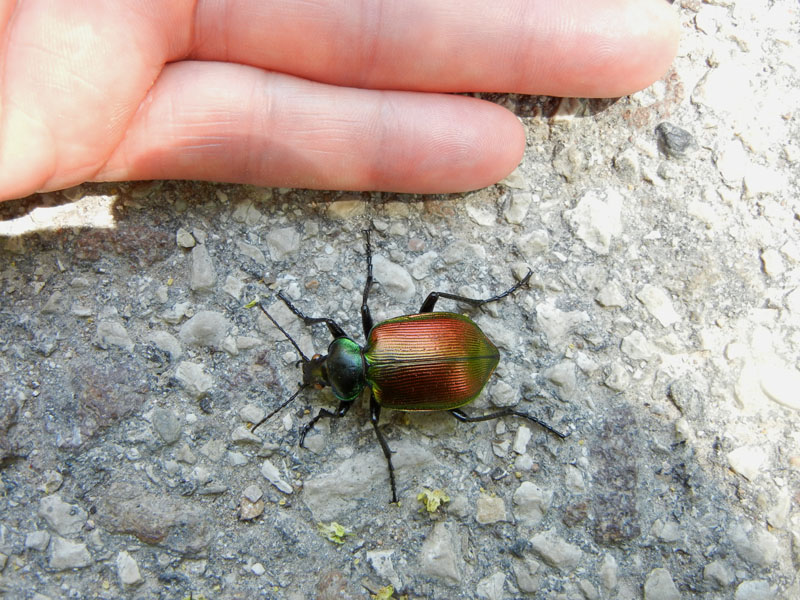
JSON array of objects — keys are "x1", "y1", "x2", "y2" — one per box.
[
  {"x1": 504, "y1": 192, "x2": 534, "y2": 224},
  {"x1": 536, "y1": 300, "x2": 589, "y2": 348},
  {"x1": 25, "y1": 530, "x2": 51, "y2": 552},
  {"x1": 372, "y1": 255, "x2": 415, "y2": 303},
  {"x1": 191, "y1": 244, "x2": 216, "y2": 291},
  {"x1": 599, "y1": 553, "x2": 618, "y2": 591},
  {"x1": 637, "y1": 285, "x2": 680, "y2": 327},
  {"x1": 261, "y1": 459, "x2": 293, "y2": 494},
  {"x1": 419, "y1": 523, "x2": 460, "y2": 584},
  {"x1": 513, "y1": 482, "x2": 552, "y2": 526},
  {"x1": 512, "y1": 425, "x2": 531, "y2": 454},
  {"x1": 242, "y1": 484, "x2": 263, "y2": 503},
  {"x1": 366, "y1": 549, "x2": 402, "y2": 591},
  {"x1": 643, "y1": 568, "x2": 680, "y2": 600},
  {"x1": 734, "y1": 580, "x2": 776, "y2": 600},
  {"x1": 466, "y1": 203, "x2": 496, "y2": 227},
  {"x1": 327, "y1": 199, "x2": 366, "y2": 219},
  {"x1": 529, "y1": 529, "x2": 582, "y2": 571},
  {"x1": 266, "y1": 227, "x2": 300, "y2": 260},
  {"x1": 621, "y1": 331, "x2": 655, "y2": 360},
  {"x1": 174, "y1": 361, "x2": 214, "y2": 397},
  {"x1": 116, "y1": 551, "x2": 143, "y2": 586},
  {"x1": 727, "y1": 446, "x2": 767, "y2": 480},
  {"x1": 37, "y1": 495, "x2": 87, "y2": 536},
  {"x1": 49, "y1": 536, "x2": 92, "y2": 570},
  {"x1": 95, "y1": 320, "x2": 134, "y2": 352},
  {"x1": 476, "y1": 572, "x2": 506, "y2": 600},
  {"x1": 596, "y1": 282, "x2": 627, "y2": 308},
  {"x1": 179, "y1": 311, "x2": 231, "y2": 348},
  {"x1": 759, "y1": 363, "x2": 800, "y2": 411},
  {"x1": 564, "y1": 189, "x2": 624, "y2": 254}
]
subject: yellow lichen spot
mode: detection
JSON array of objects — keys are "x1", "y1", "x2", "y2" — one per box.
[
  {"x1": 372, "y1": 584, "x2": 394, "y2": 600},
  {"x1": 317, "y1": 521, "x2": 348, "y2": 545},
  {"x1": 102, "y1": 580, "x2": 110, "y2": 590},
  {"x1": 417, "y1": 488, "x2": 450, "y2": 513}
]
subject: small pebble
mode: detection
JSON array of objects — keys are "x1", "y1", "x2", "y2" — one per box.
[
  {"x1": 261, "y1": 459, "x2": 293, "y2": 494},
  {"x1": 152, "y1": 408, "x2": 181, "y2": 445},
  {"x1": 419, "y1": 522, "x2": 460, "y2": 584},
  {"x1": 49, "y1": 536, "x2": 92, "y2": 570},
  {"x1": 176, "y1": 228, "x2": 196, "y2": 248},
  {"x1": 637, "y1": 285, "x2": 680, "y2": 327},
  {"x1": 191, "y1": 244, "x2": 217, "y2": 291},
  {"x1": 116, "y1": 551, "x2": 143, "y2": 587},
  {"x1": 25, "y1": 530, "x2": 51, "y2": 552},
  {"x1": 476, "y1": 494, "x2": 507, "y2": 524},
  {"x1": 655, "y1": 122, "x2": 694, "y2": 158},
  {"x1": 529, "y1": 529, "x2": 582, "y2": 572}
]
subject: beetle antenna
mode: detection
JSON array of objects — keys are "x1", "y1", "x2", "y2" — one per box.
[
  {"x1": 251, "y1": 384, "x2": 309, "y2": 432},
  {"x1": 258, "y1": 303, "x2": 310, "y2": 363}
]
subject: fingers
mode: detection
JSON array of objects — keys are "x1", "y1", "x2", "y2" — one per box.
[
  {"x1": 190, "y1": 0, "x2": 680, "y2": 97},
  {"x1": 98, "y1": 61, "x2": 525, "y2": 193},
  {"x1": 0, "y1": 0, "x2": 679, "y2": 201}
]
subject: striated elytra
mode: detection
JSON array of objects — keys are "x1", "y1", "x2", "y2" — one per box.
[{"x1": 254, "y1": 231, "x2": 568, "y2": 503}]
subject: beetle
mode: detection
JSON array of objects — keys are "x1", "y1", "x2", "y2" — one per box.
[{"x1": 253, "y1": 231, "x2": 568, "y2": 502}]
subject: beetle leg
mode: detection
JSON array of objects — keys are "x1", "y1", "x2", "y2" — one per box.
[
  {"x1": 418, "y1": 269, "x2": 533, "y2": 313},
  {"x1": 370, "y1": 395, "x2": 398, "y2": 503},
  {"x1": 361, "y1": 229, "x2": 375, "y2": 337},
  {"x1": 277, "y1": 290, "x2": 348, "y2": 339},
  {"x1": 299, "y1": 400, "x2": 353, "y2": 447},
  {"x1": 449, "y1": 407, "x2": 569, "y2": 439}
]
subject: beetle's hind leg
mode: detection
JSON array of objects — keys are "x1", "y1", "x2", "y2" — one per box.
[
  {"x1": 419, "y1": 269, "x2": 533, "y2": 313},
  {"x1": 277, "y1": 290, "x2": 348, "y2": 339},
  {"x1": 450, "y1": 407, "x2": 569, "y2": 439},
  {"x1": 299, "y1": 400, "x2": 353, "y2": 446},
  {"x1": 370, "y1": 395, "x2": 398, "y2": 503}
]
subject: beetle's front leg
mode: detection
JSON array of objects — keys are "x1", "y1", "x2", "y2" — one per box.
[
  {"x1": 277, "y1": 290, "x2": 348, "y2": 339},
  {"x1": 370, "y1": 395, "x2": 398, "y2": 504},
  {"x1": 361, "y1": 229, "x2": 375, "y2": 337},
  {"x1": 419, "y1": 269, "x2": 533, "y2": 313},
  {"x1": 299, "y1": 400, "x2": 352, "y2": 446}
]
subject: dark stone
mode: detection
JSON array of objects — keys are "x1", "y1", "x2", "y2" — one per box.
[{"x1": 655, "y1": 122, "x2": 695, "y2": 159}]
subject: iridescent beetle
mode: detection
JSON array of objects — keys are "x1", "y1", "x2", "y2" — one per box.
[{"x1": 254, "y1": 231, "x2": 568, "y2": 502}]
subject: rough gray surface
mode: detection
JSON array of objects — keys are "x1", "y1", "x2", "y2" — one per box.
[{"x1": 1, "y1": 3, "x2": 799, "y2": 599}]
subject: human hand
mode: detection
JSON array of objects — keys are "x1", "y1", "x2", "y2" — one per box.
[{"x1": 0, "y1": 0, "x2": 679, "y2": 202}]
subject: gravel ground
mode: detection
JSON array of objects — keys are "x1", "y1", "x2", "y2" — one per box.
[{"x1": 1, "y1": 2, "x2": 799, "y2": 599}]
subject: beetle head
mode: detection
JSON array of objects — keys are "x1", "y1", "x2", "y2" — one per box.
[{"x1": 302, "y1": 353, "x2": 330, "y2": 389}]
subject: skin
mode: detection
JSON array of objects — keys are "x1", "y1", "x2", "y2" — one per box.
[{"x1": 0, "y1": 0, "x2": 679, "y2": 202}]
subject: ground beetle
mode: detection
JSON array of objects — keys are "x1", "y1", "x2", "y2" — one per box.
[{"x1": 254, "y1": 231, "x2": 568, "y2": 502}]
